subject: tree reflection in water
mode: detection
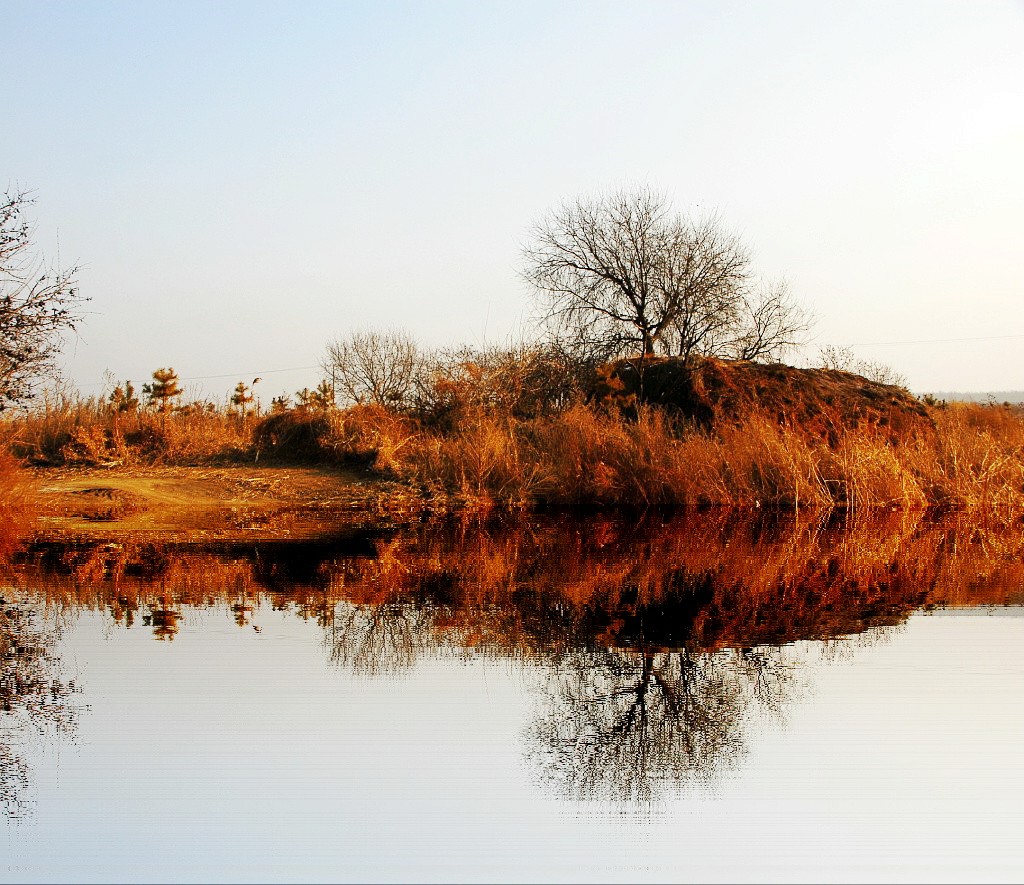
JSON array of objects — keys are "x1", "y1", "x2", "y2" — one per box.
[
  {"x1": 0, "y1": 596, "x2": 79, "y2": 818},
  {"x1": 6, "y1": 510, "x2": 1024, "y2": 807},
  {"x1": 328, "y1": 600, "x2": 435, "y2": 675},
  {"x1": 531, "y1": 647, "x2": 780, "y2": 801}
]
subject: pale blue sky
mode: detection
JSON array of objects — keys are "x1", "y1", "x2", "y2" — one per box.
[{"x1": 5, "y1": 1, "x2": 1024, "y2": 400}]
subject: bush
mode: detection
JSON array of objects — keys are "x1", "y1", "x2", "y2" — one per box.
[
  {"x1": 252, "y1": 404, "x2": 417, "y2": 472},
  {"x1": 413, "y1": 343, "x2": 594, "y2": 430}
]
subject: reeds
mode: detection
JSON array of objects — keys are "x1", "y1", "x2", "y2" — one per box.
[
  {"x1": 4, "y1": 385, "x2": 1024, "y2": 516},
  {"x1": 388, "y1": 403, "x2": 1024, "y2": 515},
  {"x1": 2, "y1": 390, "x2": 252, "y2": 465},
  {"x1": 920, "y1": 403, "x2": 1024, "y2": 513},
  {"x1": 0, "y1": 450, "x2": 35, "y2": 559}
]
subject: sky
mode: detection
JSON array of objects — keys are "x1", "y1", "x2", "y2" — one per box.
[{"x1": 4, "y1": 0, "x2": 1024, "y2": 401}]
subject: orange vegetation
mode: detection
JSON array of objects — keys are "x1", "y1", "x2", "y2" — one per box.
[
  {"x1": 0, "y1": 451, "x2": 35, "y2": 561},
  {"x1": 8, "y1": 512, "x2": 1024, "y2": 651},
  {"x1": 3, "y1": 360, "x2": 1024, "y2": 516}
]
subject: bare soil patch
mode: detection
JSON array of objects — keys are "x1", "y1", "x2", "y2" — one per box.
[{"x1": 29, "y1": 465, "x2": 431, "y2": 542}]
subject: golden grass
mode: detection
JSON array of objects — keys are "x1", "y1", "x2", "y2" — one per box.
[
  {"x1": 1, "y1": 391, "x2": 252, "y2": 466},
  {"x1": 388, "y1": 402, "x2": 1024, "y2": 515},
  {"x1": 0, "y1": 451, "x2": 36, "y2": 560},
  {"x1": 920, "y1": 403, "x2": 1024, "y2": 513},
  {"x1": 4, "y1": 390, "x2": 1024, "y2": 516}
]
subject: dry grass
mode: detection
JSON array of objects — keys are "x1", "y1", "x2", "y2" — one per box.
[
  {"x1": 2, "y1": 391, "x2": 252, "y2": 466},
  {"x1": 0, "y1": 451, "x2": 36, "y2": 559},
  {"x1": 919, "y1": 403, "x2": 1024, "y2": 514},
  {"x1": 395, "y1": 401, "x2": 1024, "y2": 515},
  {"x1": 4, "y1": 387, "x2": 1024, "y2": 516}
]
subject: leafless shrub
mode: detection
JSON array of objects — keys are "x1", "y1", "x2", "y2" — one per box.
[
  {"x1": 323, "y1": 329, "x2": 420, "y2": 408},
  {"x1": 729, "y1": 280, "x2": 813, "y2": 362},
  {"x1": 819, "y1": 345, "x2": 908, "y2": 389},
  {"x1": 412, "y1": 342, "x2": 593, "y2": 430}
]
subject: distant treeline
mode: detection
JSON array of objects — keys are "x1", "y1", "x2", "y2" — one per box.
[{"x1": 930, "y1": 391, "x2": 1024, "y2": 405}]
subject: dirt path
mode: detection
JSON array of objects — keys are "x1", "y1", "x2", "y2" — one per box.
[{"x1": 29, "y1": 465, "x2": 431, "y2": 542}]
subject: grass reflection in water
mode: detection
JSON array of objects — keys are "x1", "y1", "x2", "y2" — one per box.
[{"x1": 3, "y1": 510, "x2": 1024, "y2": 806}]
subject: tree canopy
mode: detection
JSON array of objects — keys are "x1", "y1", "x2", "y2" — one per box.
[
  {"x1": 522, "y1": 188, "x2": 809, "y2": 362},
  {"x1": 0, "y1": 191, "x2": 83, "y2": 409},
  {"x1": 323, "y1": 329, "x2": 419, "y2": 407}
]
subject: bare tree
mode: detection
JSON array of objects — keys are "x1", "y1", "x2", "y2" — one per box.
[
  {"x1": 819, "y1": 345, "x2": 908, "y2": 389},
  {"x1": 0, "y1": 190, "x2": 84, "y2": 409},
  {"x1": 527, "y1": 646, "x2": 791, "y2": 801},
  {"x1": 323, "y1": 329, "x2": 419, "y2": 407},
  {"x1": 728, "y1": 280, "x2": 812, "y2": 362},
  {"x1": 413, "y1": 341, "x2": 590, "y2": 427},
  {"x1": 0, "y1": 597, "x2": 79, "y2": 818},
  {"x1": 327, "y1": 599, "x2": 432, "y2": 675},
  {"x1": 523, "y1": 188, "x2": 809, "y2": 362}
]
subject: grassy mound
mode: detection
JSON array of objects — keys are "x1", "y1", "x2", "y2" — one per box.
[{"x1": 602, "y1": 356, "x2": 934, "y2": 444}]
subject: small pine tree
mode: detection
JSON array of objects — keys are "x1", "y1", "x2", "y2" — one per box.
[
  {"x1": 270, "y1": 395, "x2": 291, "y2": 414},
  {"x1": 295, "y1": 387, "x2": 315, "y2": 410},
  {"x1": 311, "y1": 379, "x2": 335, "y2": 412},
  {"x1": 109, "y1": 380, "x2": 139, "y2": 413},
  {"x1": 143, "y1": 368, "x2": 182, "y2": 413},
  {"x1": 231, "y1": 380, "x2": 255, "y2": 420}
]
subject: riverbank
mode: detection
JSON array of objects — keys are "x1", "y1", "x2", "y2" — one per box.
[
  {"x1": 5, "y1": 399, "x2": 1024, "y2": 543},
  {"x1": 22, "y1": 465, "x2": 432, "y2": 542},
  {"x1": 4, "y1": 358, "x2": 1024, "y2": 527}
]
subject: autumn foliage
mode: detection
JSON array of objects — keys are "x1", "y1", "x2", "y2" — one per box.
[{"x1": 2, "y1": 354, "x2": 1024, "y2": 517}]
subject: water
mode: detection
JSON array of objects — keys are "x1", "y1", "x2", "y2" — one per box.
[{"x1": 3, "y1": 514, "x2": 1024, "y2": 882}]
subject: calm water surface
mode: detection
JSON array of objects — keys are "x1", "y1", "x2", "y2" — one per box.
[{"x1": 2, "y1": 514, "x2": 1024, "y2": 882}]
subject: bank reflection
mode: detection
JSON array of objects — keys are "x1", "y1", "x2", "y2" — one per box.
[{"x1": 4, "y1": 512, "x2": 1024, "y2": 805}]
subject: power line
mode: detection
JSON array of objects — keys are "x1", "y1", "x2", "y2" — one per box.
[
  {"x1": 175, "y1": 365, "x2": 319, "y2": 382},
  {"x1": 67, "y1": 330, "x2": 1024, "y2": 390},
  {"x1": 73, "y1": 364, "x2": 321, "y2": 389},
  {"x1": 828, "y1": 333, "x2": 1024, "y2": 347}
]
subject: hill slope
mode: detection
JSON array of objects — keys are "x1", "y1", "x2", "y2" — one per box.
[{"x1": 603, "y1": 356, "x2": 934, "y2": 444}]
